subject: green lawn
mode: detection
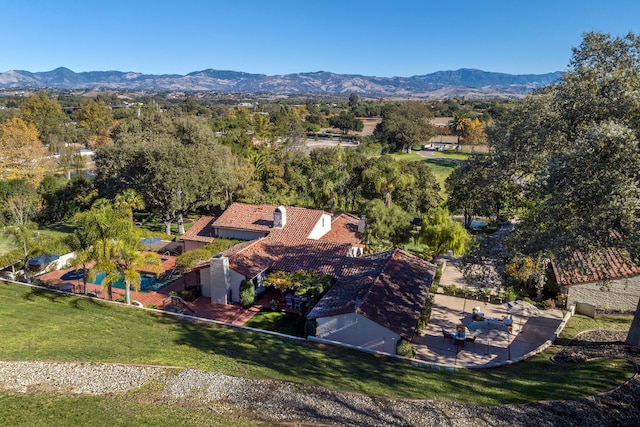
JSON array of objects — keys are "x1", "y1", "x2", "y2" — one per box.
[
  {"x1": 387, "y1": 152, "x2": 459, "y2": 195},
  {"x1": 0, "y1": 392, "x2": 255, "y2": 427},
  {"x1": 38, "y1": 222, "x2": 76, "y2": 239},
  {"x1": 244, "y1": 310, "x2": 306, "y2": 337},
  {"x1": 433, "y1": 151, "x2": 470, "y2": 161},
  {"x1": 0, "y1": 281, "x2": 633, "y2": 407}
]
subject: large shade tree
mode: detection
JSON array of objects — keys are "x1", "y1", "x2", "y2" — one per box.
[
  {"x1": 486, "y1": 32, "x2": 640, "y2": 345},
  {"x1": 374, "y1": 101, "x2": 436, "y2": 153},
  {"x1": 95, "y1": 114, "x2": 238, "y2": 235}
]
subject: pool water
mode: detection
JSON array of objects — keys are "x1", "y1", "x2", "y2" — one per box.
[{"x1": 93, "y1": 271, "x2": 169, "y2": 292}]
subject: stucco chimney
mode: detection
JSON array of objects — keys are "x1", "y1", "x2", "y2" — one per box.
[
  {"x1": 209, "y1": 254, "x2": 231, "y2": 304},
  {"x1": 274, "y1": 206, "x2": 287, "y2": 229},
  {"x1": 357, "y1": 215, "x2": 366, "y2": 233}
]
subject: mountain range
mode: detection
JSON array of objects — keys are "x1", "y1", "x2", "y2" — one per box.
[{"x1": 0, "y1": 67, "x2": 563, "y2": 98}]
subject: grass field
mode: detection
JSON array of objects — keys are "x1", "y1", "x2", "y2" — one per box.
[
  {"x1": 244, "y1": 310, "x2": 306, "y2": 337},
  {"x1": 0, "y1": 282, "x2": 633, "y2": 406},
  {"x1": 388, "y1": 152, "x2": 459, "y2": 194}
]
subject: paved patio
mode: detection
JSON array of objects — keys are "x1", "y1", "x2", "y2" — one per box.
[
  {"x1": 35, "y1": 259, "x2": 263, "y2": 326},
  {"x1": 412, "y1": 294, "x2": 564, "y2": 367}
]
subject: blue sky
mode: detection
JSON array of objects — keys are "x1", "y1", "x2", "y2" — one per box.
[{"x1": 2, "y1": 1, "x2": 639, "y2": 77}]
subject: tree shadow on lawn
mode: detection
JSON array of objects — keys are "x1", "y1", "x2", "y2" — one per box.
[
  {"x1": 149, "y1": 312, "x2": 437, "y2": 396},
  {"x1": 147, "y1": 311, "x2": 635, "y2": 403},
  {"x1": 22, "y1": 286, "x2": 105, "y2": 310}
]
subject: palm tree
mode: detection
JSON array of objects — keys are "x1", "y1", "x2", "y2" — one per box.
[
  {"x1": 363, "y1": 156, "x2": 415, "y2": 207},
  {"x1": 76, "y1": 203, "x2": 132, "y2": 301},
  {"x1": 5, "y1": 222, "x2": 39, "y2": 282},
  {"x1": 114, "y1": 189, "x2": 145, "y2": 222},
  {"x1": 116, "y1": 236, "x2": 162, "y2": 305},
  {"x1": 66, "y1": 242, "x2": 92, "y2": 295},
  {"x1": 448, "y1": 110, "x2": 470, "y2": 149}
]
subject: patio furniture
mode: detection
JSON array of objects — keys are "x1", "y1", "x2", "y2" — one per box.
[
  {"x1": 465, "y1": 336, "x2": 476, "y2": 344},
  {"x1": 442, "y1": 327, "x2": 453, "y2": 341}
]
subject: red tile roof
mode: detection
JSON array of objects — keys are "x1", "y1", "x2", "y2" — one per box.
[
  {"x1": 321, "y1": 213, "x2": 363, "y2": 245},
  {"x1": 552, "y1": 246, "x2": 640, "y2": 286},
  {"x1": 225, "y1": 238, "x2": 353, "y2": 278},
  {"x1": 181, "y1": 216, "x2": 216, "y2": 243},
  {"x1": 308, "y1": 249, "x2": 435, "y2": 340},
  {"x1": 212, "y1": 203, "x2": 327, "y2": 239}
]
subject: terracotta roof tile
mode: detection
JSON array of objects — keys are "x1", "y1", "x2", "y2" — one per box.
[
  {"x1": 212, "y1": 203, "x2": 327, "y2": 239},
  {"x1": 359, "y1": 249, "x2": 434, "y2": 340},
  {"x1": 552, "y1": 246, "x2": 640, "y2": 286},
  {"x1": 181, "y1": 216, "x2": 216, "y2": 243},
  {"x1": 321, "y1": 213, "x2": 363, "y2": 245},
  {"x1": 308, "y1": 249, "x2": 435, "y2": 340}
]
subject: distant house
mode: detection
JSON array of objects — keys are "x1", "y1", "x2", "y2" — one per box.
[
  {"x1": 308, "y1": 248, "x2": 435, "y2": 353},
  {"x1": 552, "y1": 246, "x2": 640, "y2": 311}
]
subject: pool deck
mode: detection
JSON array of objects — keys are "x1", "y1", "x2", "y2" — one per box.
[{"x1": 36, "y1": 255, "x2": 262, "y2": 326}]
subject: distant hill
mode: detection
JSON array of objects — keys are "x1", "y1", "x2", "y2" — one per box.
[{"x1": 0, "y1": 67, "x2": 563, "y2": 99}]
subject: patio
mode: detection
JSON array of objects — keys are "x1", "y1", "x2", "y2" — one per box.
[
  {"x1": 412, "y1": 294, "x2": 564, "y2": 367},
  {"x1": 35, "y1": 257, "x2": 263, "y2": 326}
]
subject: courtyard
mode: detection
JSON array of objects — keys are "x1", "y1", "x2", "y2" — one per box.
[{"x1": 413, "y1": 294, "x2": 564, "y2": 367}]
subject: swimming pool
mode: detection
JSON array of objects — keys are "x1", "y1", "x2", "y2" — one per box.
[{"x1": 92, "y1": 271, "x2": 172, "y2": 292}]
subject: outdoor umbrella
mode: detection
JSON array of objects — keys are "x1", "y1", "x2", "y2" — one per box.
[
  {"x1": 27, "y1": 254, "x2": 60, "y2": 266},
  {"x1": 467, "y1": 320, "x2": 510, "y2": 356},
  {"x1": 505, "y1": 300, "x2": 541, "y2": 332},
  {"x1": 505, "y1": 300, "x2": 541, "y2": 317}
]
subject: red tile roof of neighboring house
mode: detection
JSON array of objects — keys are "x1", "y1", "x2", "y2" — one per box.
[
  {"x1": 181, "y1": 216, "x2": 216, "y2": 243},
  {"x1": 552, "y1": 246, "x2": 640, "y2": 286},
  {"x1": 308, "y1": 249, "x2": 435, "y2": 340},
  {"x1": 321, "y1": 213, "x2": 363, "y2": 246}
]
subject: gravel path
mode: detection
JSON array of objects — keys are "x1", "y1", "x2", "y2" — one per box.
[{"x1": 1, "y1": 330, "x2": 639, "y2": 426}]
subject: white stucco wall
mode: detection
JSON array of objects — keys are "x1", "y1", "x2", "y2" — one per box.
[
  {"x1": 307, "y1": 214, "x2": 332, "y2": 240},
  {"x1": 316, "y1": 312, "x2": 400, "y2": 353},
  {"x1": 215, "y1": 228, "x2": 267, "y2": 241},
  {"x1": 565, "y1": 275, "x2": 640, "y2": 311},
  {"x1": 202, "y1": 256, "x2": 247, "y2": 304}
]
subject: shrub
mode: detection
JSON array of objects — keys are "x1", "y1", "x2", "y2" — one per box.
[
  {"x1": 304, "y1": 319, "x2": 317, "y2": 338},
  {"x1": 543, "y1": 298, "x2": 556, "y2": 309},
  {"x1": 239, "y1": 279, "x2": 255, "y2": 308},
  {"x1": 557, "y1": 293, "x2": 568, "y2": 307},
  {"x1": 115, "y1": 297, "x2": 126, "y2": 303},
  {"x1": 443, "y1": 284, "x2": 458, "y2": 294},
  {"x1": 430, "y1": 283, "x2": 439, "y2": 294},
  {"x1": 179, "y1": 290, "x2": 194, "y2": 301},
  {"x1": 504, "y1": 286, "x2": 517, "y2": 302},
  {"x1": 416, "y1": 294, "x2": 434, "y2": 335},
  {"x1": 145, "y1": 303, "x2": 157, "y2": 309},
  {"x1": 396, "y1": 339, "x2": 415, "y2": 358}
]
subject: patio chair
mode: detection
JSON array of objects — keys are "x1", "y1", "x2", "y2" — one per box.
[
  {"x1": 465, "y1": 336, "x2": 476, "y2": 344},
  {"x1": 442, "y1": 328, "x2": 453, "y2": 341}
]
